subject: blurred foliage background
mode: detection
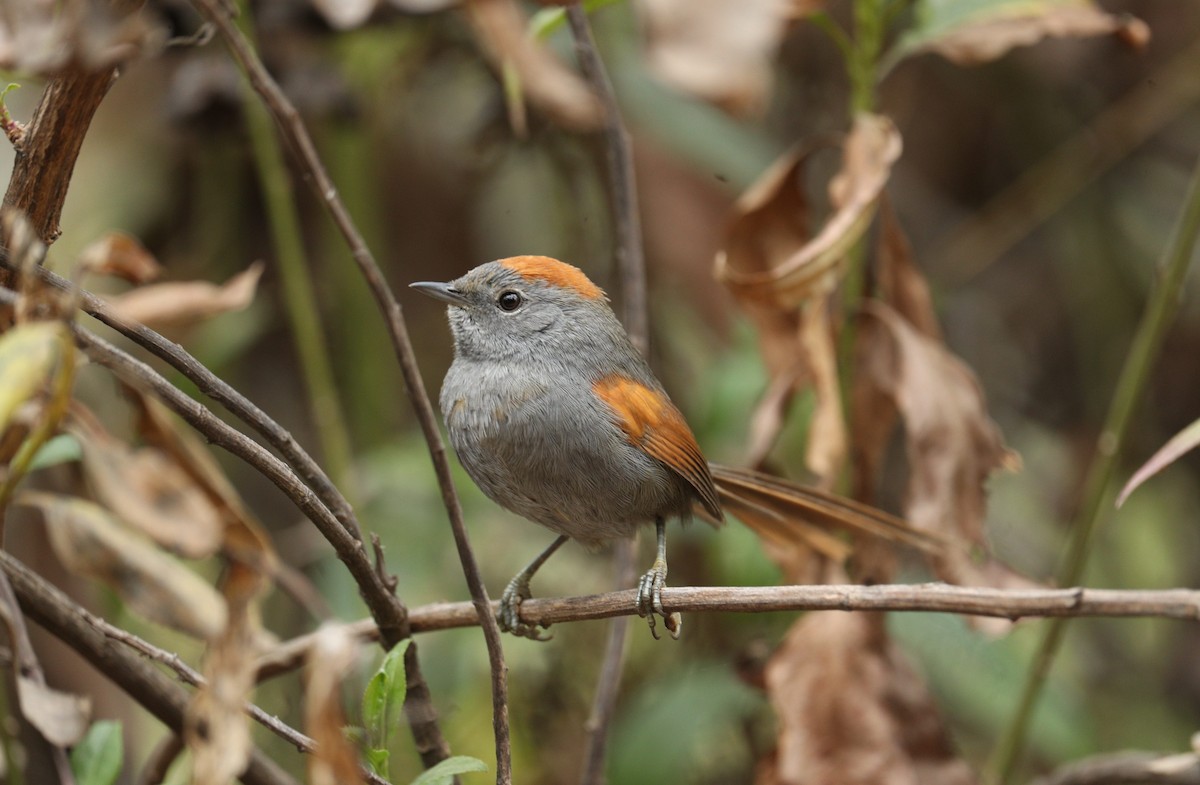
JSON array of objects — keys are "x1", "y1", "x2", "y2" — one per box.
[{"x1": 4, "y1": 0, "x2": 1200, "y2": 783}]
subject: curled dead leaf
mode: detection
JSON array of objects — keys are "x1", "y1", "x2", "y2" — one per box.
[
  {"x1": 105, "y1": 262, "x2": 264, "y2": 332},
  {"x1": 758, "y1": 612, "x2": 978, "y2": 785},
  {"x1": 465, "y1": 0, "x2": 603, "y2": 131},
  {"x1": 638, "y1": 0, "x2": 793, "y2": 115},
  {"x1": 17, "y1": 677, "x2": 91, "y2": 747},
  {"x1": 305, "y1": 626, "x2": 366, "y2": 785},
  {"x1": 718, "y1": 116, "x2": 900, "y2": 483},
  {"x1": 891, "y1": 1, "x2": 1150, "y2": 68},
  {"x1": 79, "y1": 232, "x2": 162, "y2": 284},
  {"x1": 799, "y1": 298, "x2": 844, "y2": 482},
  {"x1": 856, "y1": 303, "x2": 1030, "y2": 609},
  {"x1": 19, "y1": 492, "x2": 228, "y2": 639},
  {"x1": 717, "y1": 114, "x2": 902, "y2": 307},
  {"x1": 72, "y1": 412, "x2": 224, "y2": 559}
]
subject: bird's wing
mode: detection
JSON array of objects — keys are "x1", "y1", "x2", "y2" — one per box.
[{"x1": 592, "y1": 374, "x2": 723, "y2": 519}]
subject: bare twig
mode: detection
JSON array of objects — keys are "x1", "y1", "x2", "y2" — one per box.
[
  {"x1": 0, "y1": 549, "x2": 298, "y2": 785},
  {"x1": 0, "y1": 283, "x2": 449, "y2": 767},
  {"x1": 565, "y1": 7, "x2": 648, "y2": 782},
  {"x1": 136, "y1": 734, "x2": 184, "y2": 785},
  {"x1": 1029, "y1": 750, "x2": 1200, "y2": 785},
  {"x1": 187, "y1": 0, "x2": 510, "y2": 779},
  {"x1": 566, "y1": 3, "x2": 647, "y2": 354},
  {"x1": 254, "y1": 582, "x2": 1200, "y2": 680},
  {"x1": 22, "y1": 262, "x2": 361, "y2": 543},
  {"x1": 0, "y1": 569, "x2": 74, "y2": 784}
]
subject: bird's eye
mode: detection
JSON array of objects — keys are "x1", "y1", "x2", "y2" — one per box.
[{"x1": 496, "y1": 291, "x2": 523, "y2": 312}]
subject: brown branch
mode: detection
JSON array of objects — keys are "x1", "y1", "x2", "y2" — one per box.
[
  {"x1": 255, "y1": 582, "x2": 1200, "y2": 680},
  {"x1": 566, "y1": 3, "x2": 647, "y2": 353},
  {"x1": 0, "y1": 569, "x2": 74, "y2": 784},
  {"x1": 0, "y1": 281, "x2": 449, "y2": 769},
  {"x1": 187, "y1": 0, "x2": 510, "y2": 779},
  {"x1": 91, "y1": 613, "x2": 392, "y2": 785},
  {"x1": 565, "y1": 7, "x2": 648, "y2": 782},
  {"x1": 2, "y1": 68, "x2": 116, "y2": 247},
  {"x1": 1029, "y1": 751, "x2": 1200, "y2": 785},
  {"x1": 136, "y1": 733, "x2": 184, "y2": 785},
  {"x1": 24, "y1": 262, "x2": 361, "y2": 543},
  {"x1": 0, "y1": 549, "x2": 297, "y2": 785}
]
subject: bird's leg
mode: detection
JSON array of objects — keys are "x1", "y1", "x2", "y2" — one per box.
[
  {"x1": 499, "y1": 535, "x2": 569, "y2": 640},
  {"x1": 636, "y1": 518, "x2": 681, "y2": 640}
]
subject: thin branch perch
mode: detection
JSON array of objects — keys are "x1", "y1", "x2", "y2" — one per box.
[{"x1": 254, "y1": 582, "x2": 1200, "y2": 680}]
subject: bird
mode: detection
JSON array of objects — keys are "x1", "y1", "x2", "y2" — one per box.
[{"x1": 411, "y1": 255, "x2": 935, "y2": 639}]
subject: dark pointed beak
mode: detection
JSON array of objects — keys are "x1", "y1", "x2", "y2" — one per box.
[{"x1": 409, "y1": 281, "x2": 469, "y2": 306}]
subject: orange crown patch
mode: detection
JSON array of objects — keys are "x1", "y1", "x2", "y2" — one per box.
[{"x1": 499, "y1": 256, "x2": 605, "y2": 300}]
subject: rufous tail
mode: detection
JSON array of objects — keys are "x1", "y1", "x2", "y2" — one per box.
[{"x1": 704, "y1": 463, "x2": 942, "y2": 561}]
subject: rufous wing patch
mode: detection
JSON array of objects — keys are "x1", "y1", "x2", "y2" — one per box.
[
  {"x1": 593, "y1": 374, "x2": 722, "y2": 519},
  {"x1": 499, "y1": 256, "x2": 606, "y2": 300}
]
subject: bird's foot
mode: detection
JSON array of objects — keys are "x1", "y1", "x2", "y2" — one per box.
[
  {"x1": 636, "y1": 558, "x2": 681, "y2": 640},
  {"x1": 498, "y1": 575, "x2": 553, "y2": 641}
]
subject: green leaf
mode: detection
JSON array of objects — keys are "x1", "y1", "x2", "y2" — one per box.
[
  {"x1": 362, "y1": 639, "x2": 410, "y2": 752},
  {"x1": 28, "y1": 433, "x2": 82, "y2": 471},
  {"x1": 409, "y1": 755, "x2": 488, "y2": 785},
  {"x1": 529, "y1": 0, "x2": 622, "y2": 40},
  {"x1": 70, "y1": 720, "x2": 123, "y2": 785},
  {"x1": 364, "y1": 747, "x2": 390, "y2": 777}
]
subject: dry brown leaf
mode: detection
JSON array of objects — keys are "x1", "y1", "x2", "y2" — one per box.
[
  {"x1": 717, "y1": 115, "x2": 900, "y2": 484},
  {"x1": 717, "y1": 114, "x2": 902, "y2": 307},
  {"x1": 72, "y1": 413, "x2": 224, "y2": 559},
  {"x1": 848, "y1": 200, "x2": 935, "y2": 518},
  {"x1": 465, "y1": 0, "x2": 603, "y2": 132},
  {"x1": 876, "y1": 198, "x2": 940, "y2": 340},
  {"x1": 186, "y1": 475, "x2": 276, "y2": 785},
  {"x1": 758, "y1": 612, "x2": 977, "y2": 785},
  {"x1": 638, "y1": 0, "x2": 793, "y2": 115},
  {"x1": 17, "y1": 677, "x2": 91, "y2": 747},
  {"x1": 305, "y1": 626, "x2": 366, "y2": 785},
  {"x1": 799, "y1": 297, "x2": 844, "y2": 482},
  {"x1": 105, "y1": 262, "x2": 264, "y2": 331},
  {"x1": 125, "y1": 386, "x2": 257, "y2": 529},
  {"x1": 20, "y1": 493, "x2": 228, "y2": 639},
  {"x1": 857, "y1": 302, "x2": 1028, "y2": 600},
  {"x1": 897, "y1": 2, "x2": 1149, "y2": 67},
  {"x1": 79, "y1": 232, "x2": 163, "y2": 284}
]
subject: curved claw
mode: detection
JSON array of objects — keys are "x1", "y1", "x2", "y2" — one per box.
[
  {"x1": 498, "y1": 576, "x2": 553, "y2": 641},
  {"x1": 635, "y1": 559, "x2": 680, "y2": 640}
]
